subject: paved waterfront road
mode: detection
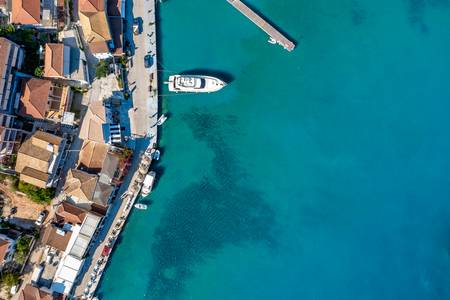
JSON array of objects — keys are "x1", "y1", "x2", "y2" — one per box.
[{"x1": 127, "y1": 0, "x2": 159, "y2": 139}]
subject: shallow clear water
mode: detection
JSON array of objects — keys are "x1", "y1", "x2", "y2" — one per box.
[{"x1": 97, "y1": 0, "x2": 450, "y2": 299}]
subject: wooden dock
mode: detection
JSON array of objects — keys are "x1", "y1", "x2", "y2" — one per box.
[{"x1": 227, "y1": 0, "x2": 295, "y2": 52}]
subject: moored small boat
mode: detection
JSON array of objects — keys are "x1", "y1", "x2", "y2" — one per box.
[
  {"x1": 156, "y1": 114, "x2": 167, "y2": 126},
  {"x1": 151, "y1": 149, "x2": 161, "y2": 160},
  {"x1": 134, "y1": 203, "x2": 148, "y2": 210},
  {"x1": 141, "y1": 171, "x2": 156, "y2": 197}
]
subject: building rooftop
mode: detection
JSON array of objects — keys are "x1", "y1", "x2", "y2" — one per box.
[
  {"x1": 11, "y1": 0, "x2": 40, "y2": 25},
  {"x1": 21, "y1": 167, "x2": 50, "y2": 182},
  {"x1": 44, "y1": 44, "x2": 66, "y2": 78},
  {"x1": 99, "y1": 151, "x2": 120, "y2": 184},
  {"x1": 68, "y1": 213, "x2": 101, "y2": 259},
  {"x1": 79, "y1": 0, "x2": 104, "y2": 13},
  {"x1": 79, "y1": 101, "x2": 108, "y2": 143},
  {"x1": 55, "y1": 202, "x2": 87, "y2": 225},
  {"x1": 0, "y1": 37, "x2": 19, "y2": 81},
  {"x1": 79, "y1": 11, "x2": 111, "y2": 54},
  {"x1": 42, "y1": 225, "x2": 73, "y2": 252},
  {"x1": 15, "y1": 131, "x2": 63, "y2": 187},
  {"x1": 18, "y1": 284, "x2": 53, "y2": 300},
  {"x1": 19, "y1": 78, "x2": 70, "y2": 121},
  {"x1": 51, "y1": 254, "x2": 83, "y2": 295},
  {"x1": 78, "y1": 140, "x2": 109, "y2": 172},
  {"x1": 19, "y1": 78, "x2": 52, "y2": 119},
  {"x1": 64, "y1": 169, "x2": 98, "y2": 203},
  {"x1": 17, "y1": 131, "x2": 62, "y2": 163},
  {"x1": 0, "y1": 238, "x2": 9, "y2": 262}
]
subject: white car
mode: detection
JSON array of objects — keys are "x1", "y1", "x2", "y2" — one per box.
[{"x1": 35, "y1": 211, "x2": 47, "y2": 226}]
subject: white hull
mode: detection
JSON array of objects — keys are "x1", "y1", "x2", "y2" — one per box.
[
  {"x1": 141, "y1": 171, "x2": 156, "y2": 196},
  {"x1": 156, "y1": 115, "x2": 167, "y2": 126},
  {"x1": 134, "y1": 203, "x2": 148, "y2": 210},
  {"x1": 167, "y1": 75, "x2": 226, "y2": 93}
]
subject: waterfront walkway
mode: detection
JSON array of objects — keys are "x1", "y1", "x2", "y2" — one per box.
[
  {"x1": 128, "y1": 0, "x2": 159, "y2": 138},
  {"x1": 71, "y1": 0, "x2": 160, "y2": 297}
]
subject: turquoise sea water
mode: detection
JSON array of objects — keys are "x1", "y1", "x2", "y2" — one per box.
[{"x1": 97, "y1": 0, "x2": 450, "y2": 299}]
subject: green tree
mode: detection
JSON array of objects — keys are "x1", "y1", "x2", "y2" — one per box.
[
  {"x1": 34, "y1": 66, "x2": 44, "y2": 77},
  {"x1": 17, "y1": 236, "x2": 31, "y2": 254},
  {"x1": 118, "y1": 55, "x2": 127, "y2": 67},
  {"x1": 15, "y1": 236, "x2": 32, "y2": 264},
  {"x1": 1, "y1": 271, "x2": 19, "y2": 287},
  {"x1": 95, "y1": 60, "x2": 109, "y2": 78},
  {"x1": 0, "y1": 25, "x2": 15, "y2": 36},
  {"x1": 17, "y1": 181, "x2": 54, "y2": 204}
]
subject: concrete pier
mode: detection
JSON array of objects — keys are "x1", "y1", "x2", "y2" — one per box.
[{"x1": 227, "y1": 0, "x2": 295, "y2": 52}]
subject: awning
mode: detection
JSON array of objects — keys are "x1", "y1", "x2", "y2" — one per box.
[{"x1": 102, "y1": 245, "x2": 111, "y2": 256}]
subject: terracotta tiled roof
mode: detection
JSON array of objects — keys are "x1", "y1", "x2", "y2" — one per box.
[
  {"x1": 18, "y1": 284, "x2": 53, "y2": 300},
  {"x1": 0, "y1": 238, "x2": 9, "y2": 262},
  {"x1": 79, "y1": 9, "x2": 111, "y2": 54},
  {"x1": 79, "y1": 0, "x2": 104, "y2": 13},
  {"x1": 33, "y1": 131, "x2": 63, "y2": 146},
  {"x1": 19, "y1": 78, "x2": 52, "y2": 119},
  {"x1": 79, "y1": 101, "x2": 107, "y2": 143},
  {"x1": 44, "y1": 44, "x2": 64, "y2": 78},
  {"x1": 0, "y1": 38, "x2": 17, "y2": 84},
  {"x1": 78, "y1": 140, "x2": 109, "y2": 172},
  {"x1": 21, "y1": 167, "x2": 49, "y2": 182},
  {"x1": 64, "y1": 169, "x2": 98, "y2": 202},
  {"x1": 55, "y1": 201, "x2": 87, "y2": 225},
  {"x1": 15, "y1": 131, "x2": 63, "y2": 176},
  {"x1": 92, "y1": 181, "x2": 113, "y2": 206},
  {"x1": 41, "y1": 225, "x2": 72, "y2": 252},
  {"x1": 18, "y1": 137, "x2": 52, "y2": 163},
  {"x1": 12, "y1": 0, "x2": 40, "y2": 25}
]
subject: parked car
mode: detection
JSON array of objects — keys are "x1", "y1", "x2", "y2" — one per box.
[
  {"x1": 144, "y1": 54, "x2": 153, "y2": 68},
  {"x1": 35, "y1": 210, "x2": 47, "y2": 226}
]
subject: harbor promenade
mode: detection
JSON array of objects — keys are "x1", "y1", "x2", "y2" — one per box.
[
  {"x1": 71, "y1": 0, "x2": 160, "y2": 298},
  {"x1": 227, "y1": 0, "x2": 295, "y2": 51},
  {"x1": 128, "y1": 0, "x2": 159, "y2": 138}
]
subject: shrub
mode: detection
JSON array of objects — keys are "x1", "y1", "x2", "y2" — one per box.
[
  {"x1": 17, "y1": 181, "x2": 54, "y2": 204},
  {"x1": 15, "y1": 236, "x2": 32, "y2": 264},
  {"x1": 34, "y1": 66, "x2": 43, "y2": 77},
  {"x1": 118, "y1": 56, "x2": 127, "y2": 67},
  {"x1": 1, "y1": 271, "x2": 19, "y2": 287},
  {"x1": 95, "y1": 60, "x2": 109, "y2": 78},
  {"x1": 0, "y1": 25, "x2": 15, "y2": 36}
]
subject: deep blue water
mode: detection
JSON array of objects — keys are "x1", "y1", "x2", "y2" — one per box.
[{"x1": 97, "y1": 0, "x2": 450, "y2": 299}]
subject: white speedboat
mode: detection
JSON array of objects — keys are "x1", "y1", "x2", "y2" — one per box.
[
  {"x1": 166, "y1": 75, "x2": 226, "y2": 93},
  {"x1": 134, "y1": 203, "x2": 148, "y2": 210},
  {"x1": 156, "y1": 114, "x2": 167, "y2": 126},
  {"x1": 141, "y1": 171, "x2": 156, "y2": 197}
]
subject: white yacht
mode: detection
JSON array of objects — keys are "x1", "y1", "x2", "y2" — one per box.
[
  {"x1": 166, "y1": 75, "x2": 226, "y2": 93},
  {"x1": 141, "y1": 171, "x2": 156, "y2": 197}
]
